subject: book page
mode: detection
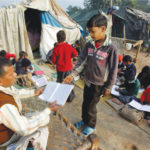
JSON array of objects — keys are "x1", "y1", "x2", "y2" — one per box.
[
  {"x1": 129, "y1": 100, "x2": 150, "y2": 112},
  {"x1": 129, "y1": 100, "x2": 142, "y2": 110},
  {"x1": 111, "y1": 85, "x2": 120, "y2": 96},
  {"x1": 140, "y1": 105, "x2": 150, "y2": 112},
  {"x1": 39, "y1": 82, "x2": 74, "y2": 105}
]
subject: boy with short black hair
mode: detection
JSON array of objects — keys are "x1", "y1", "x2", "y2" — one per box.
[
  {"x1": 63, "y1": 13, "x2": 118, "y2": 136},
  {"x1": 117, "y1": 55, "x2": 140, "y2": 103},
  {"x1": 51, "y1": 30, "x2": 78, "y2": 102}
]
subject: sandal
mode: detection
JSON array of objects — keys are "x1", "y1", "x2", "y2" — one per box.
[
  {"x1": 74, "y1": 120, "x2": 85, "y2": 129},
  {"x1": 82, "y1": 126, "x2": 95, "y2": 136}
]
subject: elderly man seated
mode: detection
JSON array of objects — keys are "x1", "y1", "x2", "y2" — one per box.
[{"x1": 0, "y1": 57, "x2": 61, "y2": 149}]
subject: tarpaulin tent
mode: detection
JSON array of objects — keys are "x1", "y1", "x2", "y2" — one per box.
[
  {"x1": 0, "y1": 0, "x2": 81, "y2": 60},
  {"x1": 112, "y1": 7, "x2": 150, "y2": 41}
]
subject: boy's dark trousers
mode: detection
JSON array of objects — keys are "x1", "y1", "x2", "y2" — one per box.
[
  {"x1": 57, "y1": 70, "x2": 75, "y2": 102},
  {"x1": 82, "y1": 84, "x2": 103, "y2": 128}
]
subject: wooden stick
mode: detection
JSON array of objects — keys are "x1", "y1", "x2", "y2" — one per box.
[{"x1": 134, "y1": 40, "x2": 143, "y2": 63}]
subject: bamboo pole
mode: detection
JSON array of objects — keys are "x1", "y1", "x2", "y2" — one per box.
[
  {"x1": 133, "y1": 40, "x2": 143, "y2": 63},
  {"x1": 123, "y1": 24, "x2": 126, "y2": 51}
]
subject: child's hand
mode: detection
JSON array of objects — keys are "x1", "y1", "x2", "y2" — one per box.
[
  {"x1": 62, "y1": 75, "x2": 74, "y2": 84},
  {"x1": 103, "y1": 89, "x2": 110, "y2": 97},
  {"x1": 49, "y1": 102, "x2": 62, "y2": 111},
  {"x1": 34, "y1": 88, "x2": 44, "y2": 96},
  {"x1": 115, "y1": 87, "x2": 120, "y2": 91}
]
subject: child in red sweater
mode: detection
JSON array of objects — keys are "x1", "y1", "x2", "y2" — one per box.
[{"x1": 51, "y1": 30, "x2": 78, "y2": 102}]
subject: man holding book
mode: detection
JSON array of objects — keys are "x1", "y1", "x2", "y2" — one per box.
[{"x1": 0, "y1": 57, "x2": 61, "y2": 149}]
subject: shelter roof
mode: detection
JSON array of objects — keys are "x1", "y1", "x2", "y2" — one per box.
[{"x1": 113, "y1": 7, "x2": 150, "y2": 24}]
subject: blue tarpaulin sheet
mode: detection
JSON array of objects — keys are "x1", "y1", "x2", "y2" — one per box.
[{"x1": 40, "y1": 12, "x2": 62, "y2": 28}]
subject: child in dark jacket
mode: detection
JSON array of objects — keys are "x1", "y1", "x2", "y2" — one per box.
[
  {"x1": 16, "y1": 51, "x2": 28, "y2": 75},
  {"x1": 117, "y1": 55, "x2": 140, "y2": 103},
  {"x1": 63, "y1": 13, "x2": 118, "y2": 136},
  {"x1": 51, "y1": 30, "x2": 78, "y2": 102}
]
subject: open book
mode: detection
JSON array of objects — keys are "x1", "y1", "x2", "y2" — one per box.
[
  {"x1": 129, "y1": 100, "x2": 150, "y2": 112},
  {"x1": 39, "y1": 81, "x2": 74, "y2": 105},
  {"x1": 111, "y1": 85, "x2": 120, "y2": 96}
]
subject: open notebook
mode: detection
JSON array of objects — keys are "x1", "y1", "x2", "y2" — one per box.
[
  {"x1": 129, "y1": 100, "x2": 150, "y2": 112},
  {"x1": 39, "y1": 81, "x2": 74, "y2": 105},
  {"x1": 111, "y1": 85, "x2": 120, "y2": 96}
]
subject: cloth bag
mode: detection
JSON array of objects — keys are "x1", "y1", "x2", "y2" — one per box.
[{"x1": 119, "y1": 104, "x2": 144, "y2": 125}]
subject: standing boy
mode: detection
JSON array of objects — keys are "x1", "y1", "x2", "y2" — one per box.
[
  {"x1": 51, "y1": 30, "x2": 78, "y2": 102},
  {"x1": 63, "y1": 14, "x2": 118, "y2": 136}
]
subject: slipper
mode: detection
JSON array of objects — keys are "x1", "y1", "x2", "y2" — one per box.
[
  {"x1": 82, "y1": 126, "x2": 95, "y2": 136},
  {"x1": 74, "y1": 120, "x2": 85, "y2": 129},
  {"x1": 112, "y1": 98, "x2": 122, "y2": 105}
]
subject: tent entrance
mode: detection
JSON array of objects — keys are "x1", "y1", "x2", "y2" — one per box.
[{"x1": 25, "y1": 8, "x2": 41, "y2": 59}]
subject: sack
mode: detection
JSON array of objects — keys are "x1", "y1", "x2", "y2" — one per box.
[{"x1": 119, "y1": 104, "x2": 144, "y2": 125}]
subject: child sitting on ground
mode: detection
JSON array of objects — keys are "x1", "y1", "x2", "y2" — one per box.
[
  {"x1": 140, "y1": 86, "x2": 150, "y2": 122},
  {"x1": 0, "y1": 50, "x2": 16, "y2": 64},
  {"x1": 137, "y1": 65, "x2": 150, "y2": 89},
  {"x1": 16, "y1": 51, "x2": 28, "y2": 75},
  {"x1": 46, "y1": 42, "x2": 57, "y2": 64},
  {"x1": 117, "y1": 55, "x2": 140, "y2": 103},
  {"x1": 74, "y1": 40, "x2": 81, "y2": 55}
]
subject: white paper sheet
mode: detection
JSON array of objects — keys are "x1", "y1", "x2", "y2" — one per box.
[
  {"x1": 7, "y1": 143, "x2": 16, "y2": 150},
  {"x1": 129, "y1": 100, "x2": 150, "y2": 112},
  {"x1": 32, "y1": 76, "x2": 48, "y2": 87},
  {"x1": 111, "y1": 85, "x2": 120, "y2": 96},
  {"x1": 39, "y1": 81, "x2": 74, "y2": 105}
]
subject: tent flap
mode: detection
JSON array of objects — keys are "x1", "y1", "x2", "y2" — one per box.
[
  {"x1": 40, "y1": 12, "x2": 62, "y2": 27},
  {"x1": 0, "y1": 7, "x2": 33, "y2": 59}
]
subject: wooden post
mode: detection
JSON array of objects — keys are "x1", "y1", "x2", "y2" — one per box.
[
  {"x1": 123, "y1": 24, "x2": 126, "y2": 51},
  {"x1": 110, "y1": 0, "x2": 113, "y2": 7},
  {"x1": 88, "y1": 134, "x2": 100, "y2": 150},
  {"x1": 133, "y1": 40, "x2": 143, "y2": 63}
]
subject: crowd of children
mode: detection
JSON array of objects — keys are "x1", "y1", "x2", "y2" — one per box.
[{"x1": 112, "y1": 53, "x2": 150, "y2": 123}]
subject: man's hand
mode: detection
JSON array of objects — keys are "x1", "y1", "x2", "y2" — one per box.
[
  {"x1": 34, "y1": 88, "x2": 44, "y2": 96},
  {"x1": 62, "y1": 75, "x2": 74, "y2": 84},
  {"x1": 103, "y1": 89, "x2": 110, "y2": 97},
  {"x1": 49, "y1": 102, "x2": 62, "y2": 111}
]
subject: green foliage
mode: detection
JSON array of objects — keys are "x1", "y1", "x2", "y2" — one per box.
[
  {"x1": 67, "y1": 0, "x2": 150, "y2": 15},
  {"x1": 84, "y1": 0, "x2": 110, "y2": 9},
  {"x1": 83, "y1": 0, "x2": 138, "y2": 9},
  {"x1": 66, "y1": 5, "x2": 82, "y2": 13},
  {"x1": 120, "y1": 0, "x2": 136, "y2": 8},
  {"x1": 136, "y1": 0, "x2": 150, "y2": 12}
]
